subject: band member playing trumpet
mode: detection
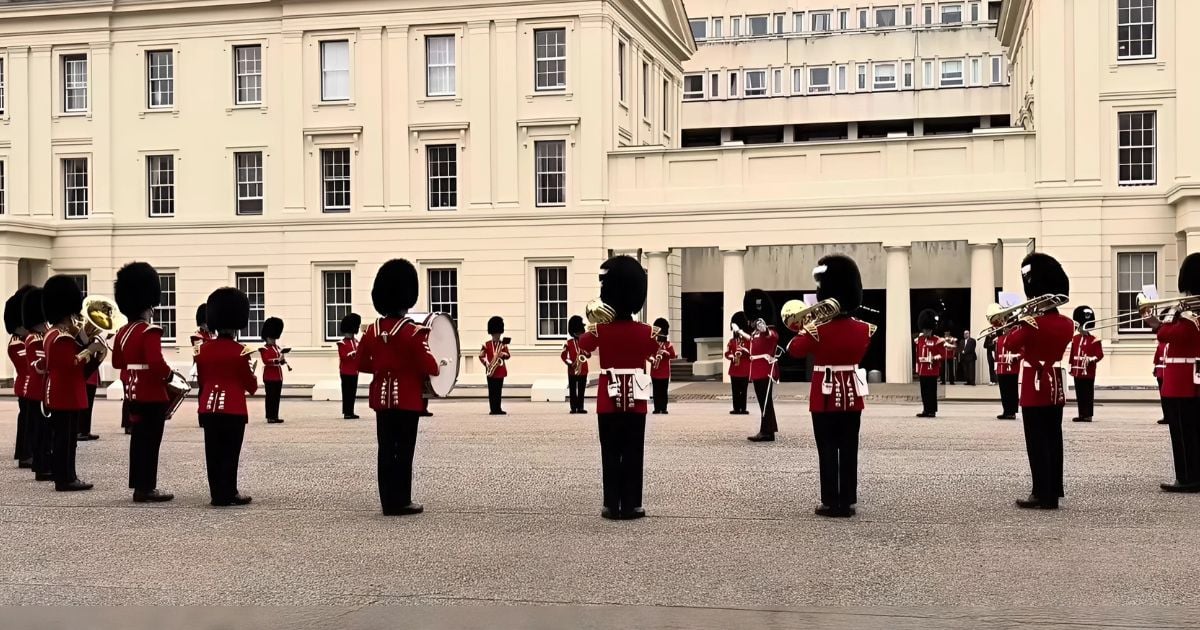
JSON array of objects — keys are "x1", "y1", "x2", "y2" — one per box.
[
  {"x1": 259, "y1": 317, "x2": 287, "y2": 424},
  {"x1": 7, "y1": 286, "x2": 32, "y2": 468},
  {"x1": 785, "y1": 255, "x2": 875, "y2": 518},
  {"x1": 338, "y1": 313, "x2": 362, "y2": 420},
  {"x1": 726, "y1": 311, "x2": 751, "y2": 415},
  {"x1": 650, "y1": 318, "x2": 676, "y2": 415},
  {"x1": 479, "y1": 316, "x2": 511, "y2": 416},
  {"x1": 196, "y1": 287, "x2": 258, "y2": 507},
  {"x1": 914, "y1": 309, "x2": 943, "y2": 418},
  {"x1": 561, "y1": 315, "x2": 589, "y2": 414},
  {"x1": 1146, "y1": 253, "x2": 1200, "y2": 493},
  {"x1": 1069, "y1": 306, "x2": 1104, "y2": 423},
  {"x1": 111, "y1": 262, "x2": 174, "y2": 503},
  {"x1": 745, "y1": 289, "x2": 780, "y2": 442},
  {"x1": 22, "y1": 288, "x2": 52, "y2": 481}
]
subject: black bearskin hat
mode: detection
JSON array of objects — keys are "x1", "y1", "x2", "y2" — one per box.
[
  {"x1": 918, "y1": 308, "x2": 939, "y2": 332},
  {"x1": 568, "y1": 315, "x2": 585, "y2": 338},
  {"x1": 5, "y1": 286, "x2": 33, "y2": 335},
  {"x1": 1073, "y1": 305, "x2": 1096, "y2": 330},
  {"x1": 205, "y1": 287, "x2": 250, "y2": 332},
  {"x1": 730, "y1": 310, "x2": 749, "y2": 331},
  {"x1": 42, "y1": 274, "x2": 84, "y2": 325},
  {"x1": 743, "y1": 289, "x2": 776, "y2": 326},
  {"x1": 1179, "y1": 253, "x2": 1200, "y2": 296},
  {"x1": 487, "y1": 316, "x2": 505, "y2": 335},
  {"x1": 814, "y1": 254, "x2": 863, "y2": 315},
  {"x1": 653, "y1": 317, "x2": 670, "y2": 335},
  {"x1": 196, "y1": 303, "x2": 208, "y2": 328},
  {"x1": 113, "y1": 262, "x2": 162, "y2": 319},
  {"x1": 942, "y1": 320, "x2": 956, "y2": 336},
  {"x1": 1021, "y1": 252, "x2": 1070, "y2": 299},
  {"x1": 599, "y1": 255, "x2": 647, "y2": 318},
  {"x1": 261, "y1": 317, "x2": 284, "y2": 340},
  {"x1": 21, "y1": 288, "x2": 44, "y2": 332},
  {"x1": 340, "y1": 312, "x2": 362, "y2": 335},
  {"x1": 373, "y1": 259, "x2": 418, "y2": 317}
]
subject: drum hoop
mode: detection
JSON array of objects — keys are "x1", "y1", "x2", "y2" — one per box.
[{"x1": 413, "y1": 312, "x2": 460, "y2": 398}]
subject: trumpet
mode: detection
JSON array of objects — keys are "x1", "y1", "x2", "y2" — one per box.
[
  {"x1": 780, "y1": 298, "x2": 841, "y2": 341},
  {"x1": 1089, "y1": 294, "x2": 1200, "y2": 330},
  {"x1": 978, "y1": 294, "x2": 1069, "y2": 340},
  {"x1": 74, "y1": 295, "x2": 126, "y2": 363}
]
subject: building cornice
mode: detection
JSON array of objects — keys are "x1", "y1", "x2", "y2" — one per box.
[{"x1": 996, "y1": 0, "x2": 1029, "y2": 49}]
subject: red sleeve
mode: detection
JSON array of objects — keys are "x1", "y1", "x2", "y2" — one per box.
[
  {"x1": 146, "y1": 328, "x2": 171, "y2": 381},
  {"x1": 1093, "y1": 340, "x2": 1104, "y2": 361},
  {"x1": 787, "y1": 332, "x2": 817, "y2": 359},
  {"x1": 1006, "y1": 325, "x2": 1029, "y2": 354},
  {"x1": 242, "y1": 354, "x2": 259, "y2": 395},
  {"x1": 338, "y1": 340, "x2": 351, "y2": 363},
  {"x1": 478, "y1": 343, "x2": 488, "y2": 367},
  {"x1": 561, "y1": 343, "x2": 570, "y2": 365},
  {"x1": 358, "y1": 332, "x2": 375, "y2": 374},
  {"x1": 413, "y1": 329, "x2": 441, "y2": 377},
  {"x1": 46, "y1": 335, "x2": 74, "y2": 376},
  {"x1": 664, "y1": 342, "x2": 677, "y2": 360},
  {"x1": 500, "y1": 345, "x2": 511, "y2": 360},
  {"x1": 724, "y1": 340, "x2": 736, "y2": 360},
  {"x1": 578, "y1": 331, "x2": 599, "y2": 353}
]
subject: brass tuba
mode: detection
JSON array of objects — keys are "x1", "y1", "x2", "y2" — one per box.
[
  {"x1": 780, "y1": 298, "x2": 841, "y2": 341},
  {"x1": 75, "y1": 295, "x2": 126, "y2": 362}
]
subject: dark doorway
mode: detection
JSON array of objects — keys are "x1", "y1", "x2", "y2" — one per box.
[
  {"x1": 681, "y1": 292, "x2": 724, "y2": 362},
  {"x1": 910, "y1": 288, "x2": 971, "y2": 338}
]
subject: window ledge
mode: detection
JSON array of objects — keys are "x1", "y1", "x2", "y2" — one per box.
[
  {"x1": 227, "y1": 104, "x2": 268, "y2": 114},
  {"x1": 139, "y1": 108, "x2": 178, "y2": 118},
  {"x1": 1111, "y1": 58, "x2": 1165, "y2": 72},
  {"x1": 526, "y1": 90, "x2": 572, "y2": 102},
  {"x1": 54, "y1": 112, "x2": 91, "y2": 120},
  {"x1": 417, "y1": 95, "x2": 461, "y2": 105},
  {"x1": 314, "y1": 100, "x2": 356, "y2": 110}
]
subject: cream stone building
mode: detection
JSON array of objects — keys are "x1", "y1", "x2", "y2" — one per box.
[{"x1": 0, "y1": 0, "x2": 1187, "y2": 390}]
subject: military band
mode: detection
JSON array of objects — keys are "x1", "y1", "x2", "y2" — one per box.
[
  {"x1": 914, "y1": 310, "x2": 943, "y2": 418},
  {"x1": 21, "y1": 288, "x2": 52, "y2": 481},
  {"x1": 993, "y1": 326, "x2": 1019, "y2": 420},
  {"x1": 726, "y1": 311, "x2": 752, "y2": 415},
  {"x1": 650, "y1": 318, "x2": 676, "y2": 415},
  {"x1": 744, "y1": 289, "x2": 780, "y2": 442}
]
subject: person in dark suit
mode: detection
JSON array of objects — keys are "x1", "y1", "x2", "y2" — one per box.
[
  {"x1": 984, "y1": 334, "x2": 997, "y2": 385},
  {"x1": 960, "y1": 330, "x2": 978, "y2": 385}
]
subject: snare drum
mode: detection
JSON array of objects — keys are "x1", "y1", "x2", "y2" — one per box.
[{"x1": 407, "y1": 312, "x2": 460, "y2": 398}]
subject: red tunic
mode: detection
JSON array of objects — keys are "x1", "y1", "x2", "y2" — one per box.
[
  {"x1": 914, "y1": 335, "x2": 944, "y2": 377},
  {"x1": 577, "y1": 320, "x2": 659, "y2": 414},
  {"x1": 1153, "y1": 341, "x2": 1166, "y2": 379},
  {"x1": 358, "y1": 317, "x2": 440, "y2": 412},
  {"x1": 196, "y1": 337, "x2": 258, "y2": 416},
  {"x1": 112, "y1": 321, "x2": 172, "y2": 403},
  {"x1": 1156, "y1": 316, "x2": 1200, "y2": 399},
  {"x1": 9, "y1": 335, "x2": 27, "y2": 398},
  {"x1": 86, "y1": 369, "x2": 99, "y2": 388},
  {"x1": 994, "y1": 333, "x2": 1019, "y2": 376},
  {"x1": 748, "y1": 327, "x2": 780, "y2": 381},
  {"x1": 22, "y1": 334, "x2": 45, "y2": 402},
  {"x1": 478, "y1": 340, "x2": 511, "y2": 379},
  {"x1": 650, "y1": 340, "x2": 677, "y2": 380},
  {"x1": 1006, "y1": 312, "x2": 1075, "y2": 407},
  {"x1": 725, "y1": 337, "x2": 751, "y2": 378},
  {"x1": 259, "y1": 344, "x2": 284, "y2": 383},
  {"x1": 1068, "y1": 333, "x2": 1104, "y2": 379},
  {"x1": 786, "y1": 317, "x2": 873, "y2": 412},
  {"x1": 44, "y1": 327, "x2": 91, "y2": 412},
  {"x1": 561, "y1": 338, "x2": 590, "y2": 377},
  {"x1": 337, "y1": 337, "x2": 359, "y2": 376}
]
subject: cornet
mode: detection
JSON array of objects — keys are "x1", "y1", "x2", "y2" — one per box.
[{"x1": 780, "y1": 298, "x2": 841, "y2": 341}]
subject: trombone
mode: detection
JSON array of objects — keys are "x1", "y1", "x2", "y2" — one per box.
[
  {"x1": 978, "y1": 293, "x2": 1068, "y2": 340},
  {"x1": 1089, "y1": 294, "x2": 1200, "y2": 330}
]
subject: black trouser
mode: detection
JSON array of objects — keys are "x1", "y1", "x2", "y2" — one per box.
[
  {"x1": 597, "y1": 412, "x2": 647, "y2": 513},
  {"x1": 487, "y1": 378, "x2": 504, "y2": 413},
  {"x1": 1073, "y1": 377, "x2": 1095, "y2": 419},
  {"x1": 128, "y1": 402, "x2": 167, "y2": 492},
  {"x1": 1158, "y1": 377, "x2": 1168, "y2": 420},
  {"x1": 752, "y1": 378, "x2": 778, "y2": 434},
  {"x1": 568, "y1": 375, "x2": 587, "y2": 412},
  {"x1": 264, "y1": 381, "x2": 282, "y2": 420},
  {"x1": 14, "y1": 398, "x2": 30, "y2": 462},
  {"x1": 919, "y1": 376, "x2": 938, "y2": 415},
  {"x1": 987, "y1": 351, "x2": 996, "y2": 383},
  {"x1": 341, "y1": 374, "x2": 358, "y2": 417},
  {"x1": 1021, "y1": 405, "x2": 1065, "y2": 502},
  {"x1": 376, "y1": 411, "x2": 420, "y2": 511},
  {"x1": 121, "y1": 399, "x2": 131, "y2": 430},
  {"x1": 1163, "y1": 398, "x2": 1200, "y2": 486},
  {"x1": 812, "y1": 411, "x2": 862, "y2": 509},
  {"x1": 80, "y1": 384, "x2": 97, "y2": 436},
  {"x1": 730, "y1": 377, "x2": 749, "y2": 413},
  {"x1": 941, "y1": 360, "x2": 956, "y2": 385},
  {"x1": 998, "y1": 374, "x2": 1019, "y2": 416},
  {"x1": 652, "y1": 378, "x2": 669, "y2": 413},
  {"x1": 200, "y1": 415, "x2": 246, "y2": 503},
  {"x1": 195, "y1": 375, "x2": 204, "y2": 426},
  {"x1": 29, "y1": 401, "x2": 52, "y2": 475},
  {"x1": 962, "y1": 359, "x2": 976, "y2": 385},
  {"x1": 50, "y1": 409, "x2": 82, "y2": 485}
]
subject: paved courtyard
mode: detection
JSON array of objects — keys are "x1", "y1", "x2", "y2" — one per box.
[{"x1": 0, "y1": 396, "x2": 1196, "y2": 621}]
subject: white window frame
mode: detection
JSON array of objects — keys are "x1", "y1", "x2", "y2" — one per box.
[
  {"x1": 320, "y1": 147, "x2": 352, "y2": 212},
  {"x1": 62, "y1": 54, "x2": 88, "y2": 113},
  {"x1": 731, "y1": 17, "x2": 741, "y2": 37},
  {"x1": 874, "y1": 62, "x2": 897, "y2": 90},
  {"x1": 427, "y1": 267, "x2": 459, "y2": 322},
  {"x1": 923, "y1": 3, "x2": 934, "y2": 24},
  {"x1": 991, "y1": 55, "x2": 1003, "y2": 84},
  {"x1": 772, "y1": 68, "x2": 783, "y2": 95},
  {"x1": 712, "y1": 18, "x2": 723, "y2": 38},
  {"x1": 235, "y1": 151, "x2": 264, "y2": 215},
  {"x1": 923, "y1": 60, "x2": 935, "y2": 87},
  {"x1": 146, "y1": 154, "x2": 175, "y2": 218},
  {"x1": 1117, "y1": 0, "x2": 1156, "y2": 61},
  {"x1": 0, "y1": 160, "x2": 5, "y2": 215},
  {"x1": 876, "y1": 7, "x2": 898, "y2": 27},
  {"x1": 642, "y1": 61, "x2": 651, "y2": 118},
  {"x1": 617, "y1": 40, "x2": 627, "y2": 103},
  {"x1": 811, "y1": 12, "x2": 831, "y2": 32},
  {"x1": 1118, "y1": 110, "x2": 1156, "y2": 186},
  {"x1": 683, "y1": 74, "x2": 704, "y2": 100},
  {"x1": 774, "y1": 13, "x2": 786, "y2": 34},
  {"x1": 534, "y1": 266, "x2": 569, "y2": 340},
  {"x1": 744, "y1": 69, "x2": 768, "y2": 97},
  {"x1": 856, "y1": 64, "x2": 867, "y2": 91},
  {"x1": 62, "y1": 157, "x2": 89, "y2": 219},
  {"x1": 533, "y1": 28, "x2": 567, "y2": 92},
  {"x1": 808, "y1": 66, "x2": 831, "y2": 93},
  {"x1": 233, "y1": 44, "x2": 263, "y2": 105},
  {"x1": 156, "y1": 272, "x2": 177, "y2": 342},
  {"x1": 793, "y1": 12, "x2": 805, "y2": 32},
  {"x1": 426, "y1": 144, "x2": 458, "y2": 210},
  {"x1": 321, "y1": 270, "x2": 353, "y2": 342},
  {"x1": 970, "y1": 57, "x2": 981, "y2": 85},
  {"x1": 904, "y1": 5, "x2": 914, "y2": 25},
  {"x1": 710, "y1": 72, "x2": 720, "y2": 98},
  {"x1": 728, "y1": 70, "x2": 738, "y2": 97},
  {"x1": 1116, "y1": 251, "x2": 1157, "y2": 333},
  {"x1": 747, "y1": 15, "x2": 769, "y2": 36},
  {"x1": 902, "y1": 61, "x2": 914, "y2": 88},
  {"x1": 235, "y1": 271, "x2": 266, "y2": 341},
  {"x1": 969, "y1": 2, "x2": 980, "y2": 22},
  {"x1": 792, "y1": 67, "x2": 804, "y2": 94},
  {"x1": 146, "y1": 50, "x2": 174, "y2": 109},
  {"x1": 534, "y1": 139, "x2": 566, "y2": 207},
  {"x1": 0, "y1": 57, "x2": 6, "y2": 115},
  {"x1": 858, "y1": 8, "x2": 868, "y2": 28},
  {"x1": 689, "y1": 19, "x2": 707, "y2": 41},
  {"x1": 836, "y1": 65, "x2": 847, "y2": 92},
  {"x1": 941, "y1": 4, "x2": 963, "y2": 24},
  {"x1": 940, "y1": 59, "x2": 964, "y2": 86},
  {"x1": 838, "y1": 10, "x2": 848, "y2": 29},
  {"x1": 425, "y1": 35, "x2": 456, "y2": 98},
  {"x1": 320, "y1": 40, "x2": 351, "y2": 102}
]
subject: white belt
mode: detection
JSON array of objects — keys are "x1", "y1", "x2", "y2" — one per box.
[
  {"x1": 1163, "y1": 358, "x2": 1200, "y2": 364},
  {"x1": 750, "y1": 354, "x2": 775, "y2": 361},
  {"x1": 814, "y1": 365, "x2": 858, "y2": 372},
  {"x1": 1022, "y1": 361, "x2": 1061, "y2": 368},
  {"x1": 126, "y1": 364, "x2": 150, "y2": 370},
  {"x1": 607, "y1": 369, "x2": 645, "y2": 375}
]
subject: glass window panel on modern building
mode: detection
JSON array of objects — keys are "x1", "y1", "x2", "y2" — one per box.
[
  {"x1": 709, "y1": 72, "x2": 719, "y2": 98},
  {"x1": 940, "y1": 59, "x2": 964, "y2": 86},
  {"x1": 426, "y1": 35, "x2": 455, "y2": 97},
  {"x1": 876, "y1": 8, "x2": 897, "y2": 27},
  {"x1": 811, "y1": 13, "x2": 830, "y2": 32},
  {"x1": 63, "y1": 158, "x2": 88, "y2": 218},
  {"x1": 903, "y1": 62, "x2": 914, "y2": 88},
  {"x1": 661, "y1": 78, "x2": 669, "y2": 126},
  {"x1": 156, "y1": 272, "x2": 177, "y2": 341},
  {"x1": 858, "y1": 9, "x2": 868, "y2": 28},
  {"x1": 427, "y1": 144, "x2": 457, "y2": 210},
  {"x1": 792, "y1": 13, "x2": 803, "y2": 32},
  {"x1": 63, "y1": 54, "x2": 87, "y2": 112},
  {"x1": 941, "y1": 3, "x2": 962, "y2": 23},
  {"x1": 689, "y1": 19, "x2": 706, "y2": 41},
  {"x1": 991, "y1": 56, "x2": 1003, "y2": 84},
  {"x1": 427, "y1": 268, "x2": 459, "y2": 322},
  {"x1": 774, "y1": 14, "x2": 785, "y2": 34},
  {"x1": 235, "y1": 151, "x2": 263, "y2": 215},
  {"x1": 809, "y1": 67, "x2": 830, "y2": 93},
  {"x1": 320, "y1": 40, "x2": 350, "y2": 101},
  {"x1": 1118, "y1": 111, "x2": 1156, "y2": 185},
  {"x1": 744, "y1": 70, "x2": 766, "y2": 96},
  {"x1": 535, "y1": 140, "x2": 565, "y2": 207},
  {"x1": 712, "y1": 17, "x2": 722, "y2": 37},
  {"x1": 1117, "y1": 0, "x2": 1155, "y2": 60},
  {"x1": 836, "y1": 65, "x2": 847, "y2": 91},
  {"x1": 321, "y1": 148, "x2": 351, "y2": 211},
  {"x1": 234, "y1": 45, "x2": 262, "y2": 104},
  {"x1": 147, "y1": 155, "x2": 175, "y2": 217},
  {"x1": 236, "y1": 272, "x2": 265, "y2": 340},
  {"x1": 642, "y1": 61, "x2": 651, "y2": 114},
  {"x1": 748, "y1": 15, "x2": 768, "y2": 36},
  {"x1": 147, "y1": 50, "x2": 173, "y2": 108},
  {"x1": 1117, "y1": 252, "x2": 1156, "y2": 332},
  {"x1": 683, "y1": 74, "x2": 703, "y2": 100},
  {"x1": 872, "y1": 63, "x2": 896, "y2": 90},
  {"x1": 536, "y1": 266, "x2": 568, "y2": 339},
  {"x1": 855, "y1": 64, "x2": 865, "y2": 90},
  {"x1": 904, "y1": 5, "x2": 914, "y2": 25},
  {"x1": 970, "y1": 57, "x2": 981, "y2": 84},
  {"x1": 534, "y1": 28, "x2": 566, "y2": 91},
  {"x1": 923, "y1": 4, "x2": 933, "y2": 24},
  {"x1": 322, "y1": 271, "x2": 352, "y2": 341},
  {"x1": 731, "y1": 17, "x2": 740, "y2": 36}
]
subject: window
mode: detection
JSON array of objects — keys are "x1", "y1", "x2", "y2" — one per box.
[
  {"x1": 732, "y1": 17, "x2": 741, "y2": 36},
  {"x1": 235, "y1": 151, "x2": 263, "y2": 215},
  {"x1": 904, "y1": 5, "x2": 914, "y2": 25},
  {"x1": 234, "y1": 45, "x2": 262, "y2": 105},
  {"x1": 728, "y1": 71, "x2": 738, "y2": 97},
  {"x1": 773, "y1": 69, "x2": 783, "y2": 94},
  {"x1": 63, "y1": 158, "x2": 88, "y2": 219},
  {"x1": 710, "y1": 72, "x2": 719, "y2": 98},
  {"x1": 877, "y1": 8, "x2": 897, "y2": 26},
  {"x1": 903, "y1": 61, "x2": 914, "y2": 88},
  {"x1": 322, "y1": 271, "x2": 352, "y2": 342},
  {"x1": 63, "y1": 275, "x2": 88, "y2": 297},
  {"x1": 874, "y1": 63, "x2": 897, "y2": 89},
  {"x1": 923, "y1": 60, "x2": 935, "y2": 87},
  {"x1": 923, "y1": 4, "x2": 934, "y2": 24},
  {"x1": 859, "y1": 9, "x2": 868, "y2": 28},
  {"x1": 970, "y1": 2, "x2": 980, "y2": 21},
  {"x1": 744, "y1": 70, "x2": 767, "y2": 97},
  {"x1": 793, "y1": 13, "x2": 805, "y2": 32},
  {"x1": 1118, "y1": 111, "x2": 1156, "y2": 185},
  {"x1": 0, "y1": 58, "x2": 5, "y2": 114},
  {"x1": 941, "y1": 3, "x2": 962, "y2": 23},
  {"x1": 534, "y1": 140, "x2": 566, "y2": 207},
  {"x1": 534, "y1": 28, "x2": 567, "y2": 91},
  {"x1": 712, "y1": 18, "x2": 723, "y2": 37},
  {"x1": 662, "y1": 78, "x2": 669, "y2": 127},
  {"x1": 320, "y1": 40, "x2": 350, "y2": 101},
  {"x1": 618, "y1": 41, "x2": 627, "y2": 102},
  {"x1": 425, "y1": 35, "x2": 455, "y2": 97},
  {"x1": 1118, "y1": 0, "x2": 1155, "y2": 60},
  {"x1": 809, "y1": 67, "x2": 830, "y2": 93},
  {"x1": 989, "y1": 1, "x2": 1002, "y2": 19},
  {"x1": 535, "y1": 266, "x2": 568, "y2": 339},
  {"x1": 427, "y1": 144, "x2": 457, "y2": 210},
  {"x1": 970, "y1": 57, "x2": 981, "y2": 85},
  {"x1": 792, "y1": 68, "x2": 803, "y2": 93},
  {"x1": 940, "y1": 59, "x2": 964, "y2": 86},
  {"x1": 0, "y1": 161, "x2": 5, "y2": 215},
  {"x1": 642, "y1": 61, "x2": 650, "y2": 116},
  {"x1": 428, "y1": 268, "x2": 459, "y2": 321},
  {"x1": 838, "y1": 10, "x2": 848, "y2": 29},
  {"x1": 62, "y1": 54, "x2": 87, "y2": 113},
  {"x1": 1117, "y1": 252, "x2": 1156, "y2": 332},
  {"x1": 748, "y1": 15, "x2": 768, "y2": 36},
  {"x1": 236, "y1": 272, "x2": 265, "y2": 340},
  {"x1": 991, "y1": 56, "x2": 1003, "y2": 84},
  {"x1": 146, "y1": 50, "x2": 174, "y2": 109},
  {"x1": 812, "y1": 13, "x2": 830, "y2": 31},
  {"x1": 856, "y1": 64, "x2": 867, "y2": 90},
  {"x1": 689, "y1": 19, "x2": 707, "y2": 40},
  {"x1": 836, "y1": 65, "x2": 847, "y2": 92},
  {"x1": 146, "y1": 155, "x2": 175, "y2": 217},
  {"x1": 775, "y1": 14, "x2": 786, "y2": 34},
  {"x1": 683, "y1": 74, "x2": 704, "y2": 100},
  {"x1": 321, "y1": 148, "x2": 351, "y2": 212},
  {"x1": 156, "y1": 273, "x2": 177, "y2": 342}
]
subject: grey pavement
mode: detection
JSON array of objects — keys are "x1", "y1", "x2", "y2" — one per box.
[{"x1": 0, "y1": 397, "x2": 1197, "y2": 624}]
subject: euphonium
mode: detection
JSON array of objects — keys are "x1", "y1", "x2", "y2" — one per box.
[
  {"x1": 780, "y1": 298, "x2": 841, "y2": 341},
  {"x1": 584, "y1": 298, "x2": 615, "y2": 333},
  {"x1": 75, "y1": 295, "x2": 126, "y2": 362}
]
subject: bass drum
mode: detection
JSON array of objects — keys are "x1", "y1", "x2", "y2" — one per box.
[{"x1": 408, "y1": 312, "x2": 460, "y2": 398}]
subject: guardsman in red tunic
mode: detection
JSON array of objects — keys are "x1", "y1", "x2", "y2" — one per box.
[
  {"x1": 1005, "y1": 253, "x2": 1074, "y2": 510},
  {"x1": 1154, "y1": 339, "x2": 1168, "y2": 424},
  {"x1": 1148, "y1": 253, "x2": 1200, "y2": 493},
  {"x1": 940, "y1": 324, "x2": 959, "y2": 385},
  {"x1": 258, "y1": 317, "x2": 287, "y2": 424},
  {"x1": 577, "y1": 255, "x2": 660, "y2": 520},
  {"x1": 650, "y1": 317, "x2": 677, "y2": 415},
  {"x1": 993, "y1": 328, "x2": 1020, "y2": 420},
  {"x1": 744, "y1": 289, "x2": 781, "y2": 442},
  {"x1": 478, "y1": 316, "x2": 511, "y2": 416},
  {"x1": 7, "y1": 286, "x2": 33, "y2": 468},
  {"x1": 561, "y1": 315, "x2": 590, "y2": 414},
  {"x1": 111, "y1": 262, "x2": 175, "y2": 503},
  {"x1": 21, "y1": 288, "x2": 52, "y2": 480},
  {"x1": 726, "y1": 311, "x2": 752, "y2": 415},
  {"x1": 196, "y1": 287, "x2": 259, "y2": 507},
  {"x1": 914, "y1": 309, "x2": 943, "y2": 418},
  {"x1": 42, "y1": 275, "x2": 106, "y2": 492},
  {"x1": 1068, "y1": 306, "x2": 1104, "y2": 423},
  {"x1": 786, "y1": 255, "x2": 876, "y2": 518},
  {"x1": 359, "y1": 259, "x2": 443, "y2": 516},
  {"x1": 338, "y1": 313, "x2": 362, "y2": 420}
]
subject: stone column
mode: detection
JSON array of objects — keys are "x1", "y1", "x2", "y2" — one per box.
[
  {"x1": 1000, "y1": 238, "x2": 1033, "y2": 298},
  {"x1": 721, "y1": 247, "x2": 747, "y2": 384},
  {"x1": 969, "y1": 242, "x2": 996, "y2": 385},
  {"x1": 885, "y1": 244, "x2": 912, "y2": 384},
  {"x1": 645, "y1": 250, "x2": 670, "y2": 325}
]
